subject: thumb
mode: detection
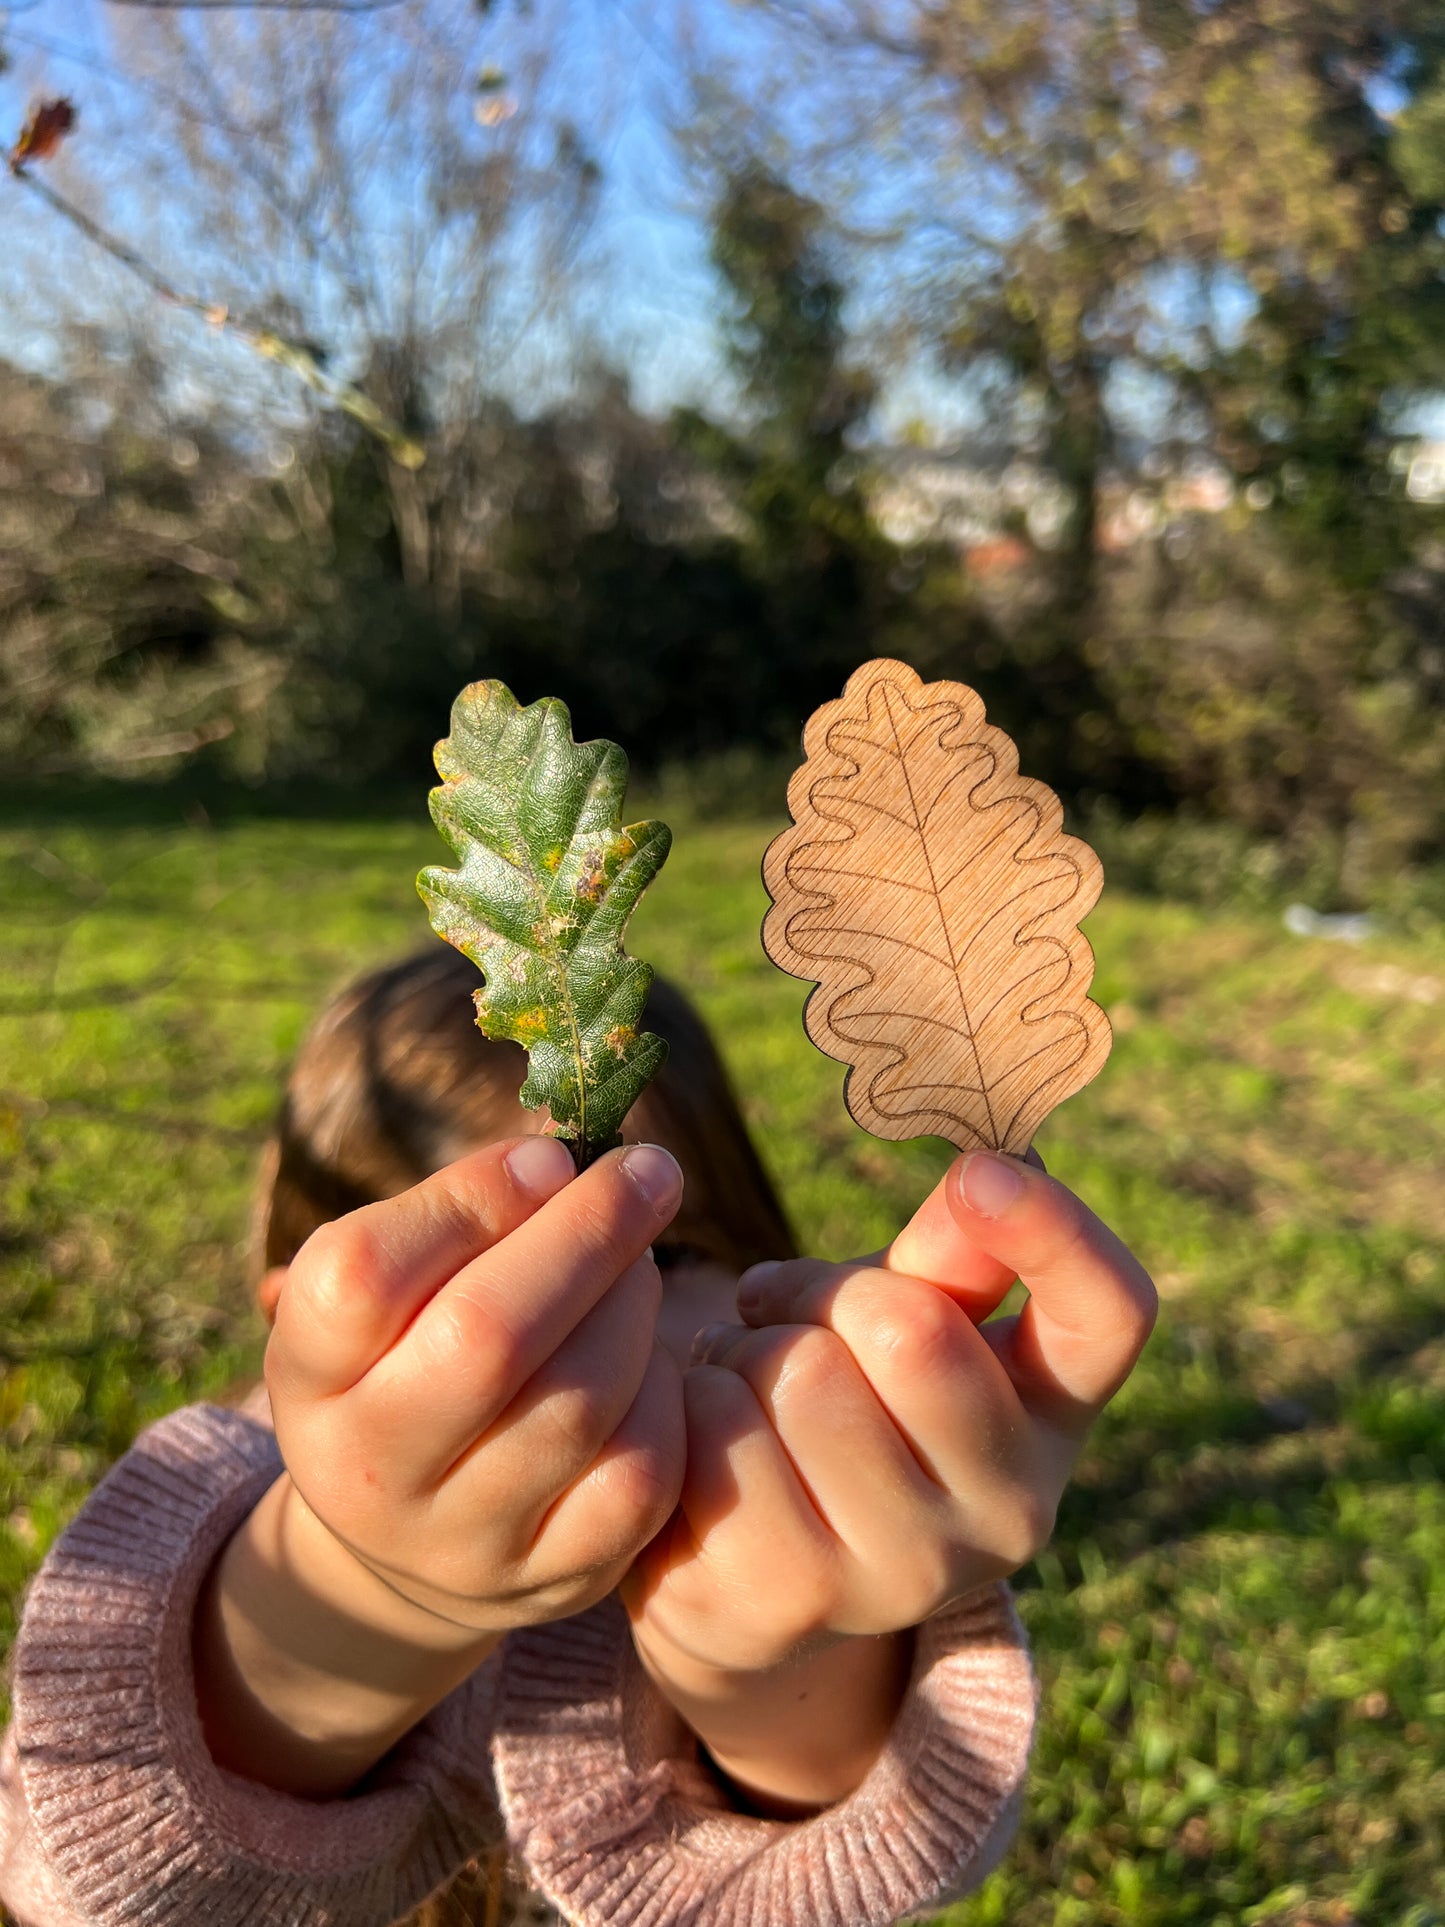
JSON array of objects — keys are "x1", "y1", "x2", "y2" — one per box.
[
  {"x1": 881, "y1": 1146, "x2": 1047, "y2": 1321},
  {"x1": 943, "y1": 1149, "x2": 1157, "y2": 1431}
]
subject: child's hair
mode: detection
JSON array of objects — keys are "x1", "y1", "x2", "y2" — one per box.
[
  {"x1": 252, "y1": 946, "x2": 796, "y2": 1926},
  {"x1": 255, "y1": 942, "x2": 796, "y2": 1282}
]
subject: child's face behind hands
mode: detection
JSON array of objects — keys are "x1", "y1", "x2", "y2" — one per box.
[{"x1": 653, "y1": 1250, "x2": 745, "y2": 1369}]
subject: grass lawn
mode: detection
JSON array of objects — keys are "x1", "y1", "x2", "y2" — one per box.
[{"x1": 1, "y1": 788, "x2": 1443, "y2": 1925}]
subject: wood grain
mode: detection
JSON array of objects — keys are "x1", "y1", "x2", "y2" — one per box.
[{"x1": 762, "y1": 657, "x2": 1111, "y2": 1155}]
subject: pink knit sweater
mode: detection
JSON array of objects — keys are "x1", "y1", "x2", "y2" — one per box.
[{"x1": 0, "y1": 1404, "x2": 1036, "y2": 1927}]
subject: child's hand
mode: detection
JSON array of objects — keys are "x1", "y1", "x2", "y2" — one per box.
[
  {"x1": 266, "y1": 1135, "x2": 687, "y2": 1634},
  {"x1": 625, "y1": 1150, "x2": 1155, "y2": 1677}
]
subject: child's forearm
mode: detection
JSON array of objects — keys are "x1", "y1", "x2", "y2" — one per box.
[
  {"x1": 634, "y1": 1625, "x2": 913, "y2": 1816},
  {"x1": 194, "y1": 1473, "x2": 500, "y2": 1798}
]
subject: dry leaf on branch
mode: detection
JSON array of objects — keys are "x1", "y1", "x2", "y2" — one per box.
[
  {"x1": 762, "y1": 657, "x2": 1111, "y2": 1155},
  {"x1": 10, "y1": 99, "x2": 76, "y2": 171}
]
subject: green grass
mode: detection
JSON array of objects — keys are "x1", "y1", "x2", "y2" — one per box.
[{"x1": 2, "y1": 790, "x2": 1443, "y2": 1924}]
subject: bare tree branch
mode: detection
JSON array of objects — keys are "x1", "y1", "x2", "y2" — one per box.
[{"x1": 8, "y1": 161, "x2": 425, "y2": 463}]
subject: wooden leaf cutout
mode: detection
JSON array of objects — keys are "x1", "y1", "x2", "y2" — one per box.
[{"x1": 762, "y1": 657, "x2": 1111, "y2": 1155}]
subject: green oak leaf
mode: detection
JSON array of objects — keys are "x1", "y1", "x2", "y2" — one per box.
[{"x1": 417, "y1": 680, "x2": 671, "y2": 1168}]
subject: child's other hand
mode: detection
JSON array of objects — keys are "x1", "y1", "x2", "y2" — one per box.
[
  {"x1": 266, "y1": 1136, "x2": 686, "y2": 1634},
  {"x1": 625, "y1": 1151, "x2": 1155, "y2": 1675}
]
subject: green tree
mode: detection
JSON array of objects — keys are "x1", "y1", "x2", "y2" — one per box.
[
  {"x1": 675, "y1": 163, "x2": 908, "y2": 722},
  {"x1": 1130, "y1": 3, "x2": 1445, "y2": 880},
  {"x1": 1202, "y1": 4, "x2": 1445, "y2": 587},
  {"x1": 745, "y1": 0, "x2": 1445, "y2": 873}
]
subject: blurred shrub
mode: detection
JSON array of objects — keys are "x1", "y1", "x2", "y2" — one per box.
[
  {"x1": 639, "y1": 745, "x2": 797, "y2": 824},
  {"x1": 0, "y1": 347, "x2": 281, "y2": 782},
  {"x1": 1090, "y1": 513, "x2": 1445, "y2": 900},
  {"x1": 5, "y1": 328, "x2": 1445, "y2": 912}
]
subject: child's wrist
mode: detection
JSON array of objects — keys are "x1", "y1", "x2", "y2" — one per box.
[
  {"x1": 630, "y1": 1612, "x2": 842, "y2": 1689},
  {"x1": 272, "y1": 1475, "x2": 507, "y2": 1654},
  {"x1": 630, "y1": 1620, "x2": 913, "y2": 1816},
  {"x1": 195, "y1": 1474, "x2": 500, "y2": 1797}
]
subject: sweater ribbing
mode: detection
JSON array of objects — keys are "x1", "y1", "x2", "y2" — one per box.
[{"x1": 3, "y1": 1404, "x2": 1036, "y2": 1927}]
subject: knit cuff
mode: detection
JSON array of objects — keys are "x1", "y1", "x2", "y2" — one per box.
[
  {"x1": 493, "y1": 1588, "x2": 1035, "y2": 1927},
  {"x1": 11, "y1": 1404, "x2": 500, "y2": 1927}
]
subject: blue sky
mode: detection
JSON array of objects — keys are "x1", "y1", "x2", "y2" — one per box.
[
  {"x1": 16, "y1": 1, "x2": 1425, "y2": 455},
  {"x1": 0, "y1": 0, "x2": 993, "y2": 442},
  {"x1": 0, "y1": 2, "x2": 748, "y2": 417}
]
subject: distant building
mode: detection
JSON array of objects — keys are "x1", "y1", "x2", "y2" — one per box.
[
  {"x1": 867, "y1": 446, "x2": 1071, "y2": 555},
  {"x1": 866, "y1": 445, "x2": 1235, "y2": 562},
  {"x1": 1399, "y1": 441, "x2": 1445, "y2": 503}
]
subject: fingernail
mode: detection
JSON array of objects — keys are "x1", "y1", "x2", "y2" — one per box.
[
  {"x1": 690, "y1": 1321, "x2": 738, "y2": 1364},
  {"x1": 620, "y1": 1143, "x2": 683, "y2": 1215},
  {"x1": 735, "y1": 1259, "x2": 781, "y2": 1310},
  {"x1": 960, "y1": 1151, "x2": 1025, "y2": 1218},
  {"x1": 505, "y1": 1134, "x2": 576, "y2": 1199}
]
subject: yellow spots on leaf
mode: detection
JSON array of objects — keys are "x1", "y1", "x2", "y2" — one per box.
[{"x1": 417, "y1": 686, "x2": 672, "y2": 1166}]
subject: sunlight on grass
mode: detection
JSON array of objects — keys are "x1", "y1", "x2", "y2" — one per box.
[{"x1": 1, "y1": 796, "x2": 1443, "y2": 1922}]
